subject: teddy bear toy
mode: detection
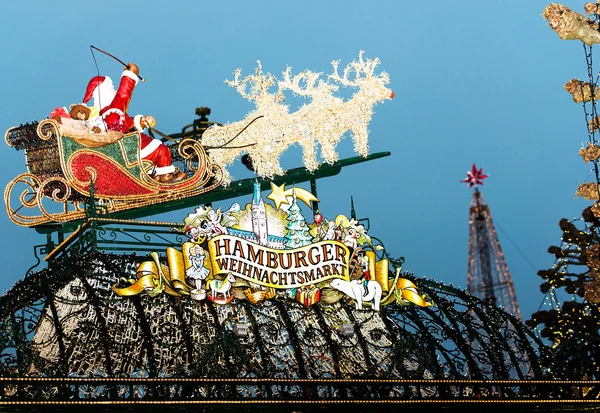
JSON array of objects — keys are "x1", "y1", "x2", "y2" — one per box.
[
  {"x1": 50, "y1": 104, "x2": 102, "y2": 133},
  {"x1": 68, "y1": 104, "x2": 102, "y2": 133}
]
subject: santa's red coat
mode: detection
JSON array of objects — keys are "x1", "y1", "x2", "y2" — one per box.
[{"x1": 99, "y1": 72, "x2": 174, "y2": 174}]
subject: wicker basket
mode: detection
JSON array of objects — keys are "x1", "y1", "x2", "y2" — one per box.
[{"x1": 244, "y1": 287, "x2": 276, "y2": 304}]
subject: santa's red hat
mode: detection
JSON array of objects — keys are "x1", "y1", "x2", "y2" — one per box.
[{"x1": 83, "y1": 76, "x2": 106, "y2": 104}]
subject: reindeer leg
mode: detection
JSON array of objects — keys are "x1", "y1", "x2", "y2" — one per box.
[
  {"x1": 351, "y1": 125, "x2": 370, "y2": 157},
  {"x1": 300, "y1": 139, "x2": 319, "y2": 172},
  {"x1": 319, "y1": 134, "x2": 340, "y2": 165}
]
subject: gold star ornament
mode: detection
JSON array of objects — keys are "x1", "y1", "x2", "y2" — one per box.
[{"x1": 266, "y1": 182, "x2": 318, "y2": 210}]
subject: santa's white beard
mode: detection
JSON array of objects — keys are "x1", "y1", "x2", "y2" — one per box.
[{"x1": 92, "y1": 84, "x2": 116, "y2": 110}]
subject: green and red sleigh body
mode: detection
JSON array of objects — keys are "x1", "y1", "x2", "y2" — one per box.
[{"x1": 4, "y1": 119, "x2": 223, "y2": 227}]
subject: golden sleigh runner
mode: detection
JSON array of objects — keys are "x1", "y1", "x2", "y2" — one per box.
[{"x1": 4, "y1": 119, "x2": 224, "y2": 227}]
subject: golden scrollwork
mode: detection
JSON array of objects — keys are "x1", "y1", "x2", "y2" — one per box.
[
  {"x1": 38, "y1": 176, "x2": 72, "y2": 203},
  {"x1": 36, "y1": 176, "x2": 81, "y2": 223},
  {"x1": 3, "y1": 173, "x2": 81, "y2": 227},
  {"x1": 179, "y1": 138, "x2": 208, "y2": 174},
  {"x1": 5, "y1": 173, "x2": 43, "y2": 226},
  {"x1": 36, "y1": 119, "x2": 61, "y2": 141}
]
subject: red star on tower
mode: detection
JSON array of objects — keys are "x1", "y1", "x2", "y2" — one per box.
[{"x1": 461, "y1": 163, "x2": 489, "y2": 188}]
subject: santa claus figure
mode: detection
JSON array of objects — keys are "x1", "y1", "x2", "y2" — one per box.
[{"x1": 82, "y1": 62, "x2": 186, "y2": 183}]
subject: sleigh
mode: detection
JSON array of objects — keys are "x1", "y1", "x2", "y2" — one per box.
[{"x1": 4, "y1": 119, "x2": 224, "y2": 227}]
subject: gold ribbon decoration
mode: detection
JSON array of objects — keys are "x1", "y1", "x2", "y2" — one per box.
[
  {"x1": 394, "y1": 278, "x2": 434, "y2": 307},
  {"x1": 366, "y1": 250, "x2": 389, "y2": 291},
  {"x1": 113, "y1": 248, "x2": 193, "y2": 297}
]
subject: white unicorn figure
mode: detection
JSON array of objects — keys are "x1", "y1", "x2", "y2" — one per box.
[
  {"x1": 329, "y1": 278, "x2": 382, "y2": 311},
  {"x1": 209, "y1": 272, "x2": 236, "y2": 300}
]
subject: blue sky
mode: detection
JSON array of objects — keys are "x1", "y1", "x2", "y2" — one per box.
[{"x1": 0, "y1": 0, "x2": 592, "y2": 321}]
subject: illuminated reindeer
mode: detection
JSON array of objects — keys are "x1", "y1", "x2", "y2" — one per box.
[
  {"x1": 326, "y1": 51, "x2": 394, "y2": 159},
  {"x1": 201, "y1": 52, "x2": 393, "y2": 184},
  {"x1": 278, "y1": 67, "x2": 342, "y2": 171},
  {"x1": 201, "y1": 62, "x2": 291, "y2": 183},
  {"x1": 279, "y1": 52, "x2": 393, "y2": 168}
]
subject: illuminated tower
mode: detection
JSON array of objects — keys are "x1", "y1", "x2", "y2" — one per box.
[
  {"x1": 251, "y1": 179, "x2": 269, "y2": 246},
  {"x1": 462, "y1": 164, "x2": 522, "y2": 319}
]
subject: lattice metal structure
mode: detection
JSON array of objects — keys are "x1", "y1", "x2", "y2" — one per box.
[
  {"x1": 0, "y1": 219, "x2": 564, "y2": 408},
  {"x1": 467, "y1": 189, "x2": 522, "y2": 319}
]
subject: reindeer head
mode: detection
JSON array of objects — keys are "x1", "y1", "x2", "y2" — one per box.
[{"x1": 329, "y1": 51, "x2": 394, "y2": 104}]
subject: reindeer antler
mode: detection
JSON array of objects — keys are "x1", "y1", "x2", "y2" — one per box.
[
  {"x1": 330, "y1": 59, "x2": 356, "y2": 87},
  {"x1": 330, "y1": 51, "x2": 387, "y2": 86},
  {"x1": 226, "y1": 68, "x2": 253, "y2": 101},
  {"x1": 279, "y1": 67, "x2": 338, "y2": 97},
  {"x1": 352, "y1": 51, "x2": 381, "y2": 80},
  {"x1": 226, "y1": 61, "x2": 284, "y2": 103}
]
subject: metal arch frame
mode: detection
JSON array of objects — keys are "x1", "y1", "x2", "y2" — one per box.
[
  {"x1": 0, "y1": 177, "x2": 573, "y2": 407},
  {"x1": 0, "y1": 244, "x2": 565, "y2": 405}
]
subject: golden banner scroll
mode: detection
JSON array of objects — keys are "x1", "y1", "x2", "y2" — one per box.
[
  {"x1": 112, "y1": 247, "x2": 193, "y2": 297},
  {"x1": 114, "y1": 236, "x2": 393, "y2": 302},
  {"x1": 395, "y1": 278, "x2": 434, "y2": 307},
  {"x1": 208, "y1": 235, "x2": 352, "y2": 289},
  {"x1": 366, "y1": 250, "x2": 389, "y2": 291}
]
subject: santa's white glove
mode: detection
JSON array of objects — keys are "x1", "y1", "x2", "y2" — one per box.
[{"x1": 134, "y1": 115, "x2": 156, "y2": 131}]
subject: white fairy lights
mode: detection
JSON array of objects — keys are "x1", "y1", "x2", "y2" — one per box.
[{"x1": 201, "y1": 51, "x2": 394, "y2": 184}]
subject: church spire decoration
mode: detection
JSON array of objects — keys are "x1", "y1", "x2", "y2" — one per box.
[{"x1": 251, "y1": 179, "x2": 269, "y2": 246}]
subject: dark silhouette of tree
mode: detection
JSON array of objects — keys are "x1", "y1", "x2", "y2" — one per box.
[{"x1": 528, "y1": 2, "x2": 600, "y2": 380}]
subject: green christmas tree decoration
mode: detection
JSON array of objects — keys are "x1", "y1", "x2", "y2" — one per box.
[{"x1": 284, "y1": 193, "x2": 312, "y2": 249}]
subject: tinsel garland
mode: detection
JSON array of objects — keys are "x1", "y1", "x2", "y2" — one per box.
[
  {"x1": 584, "y1": 279, "x2": 600, "y2": 303},
  {"x1": 576, "y1": 182, "x2": 600, "y2": 200},
  {"x1": 584, "y1": 1, "x2": 600, "y2": 16},
  {"x1": 565, "y1": 79, "x2": 600, "y2": 103},
  {"x1": 586, "y1": 244, "x2": 600, "y2": 269},
  {"x1": 543, "y1": 3, "x2": 600, "y2": 46},
  {"x1": 591, "y1": 202, "x2": 600, "y2": 218},
  {"x1": 579, "y1": 142, "x2": 600, "y2": 162}
]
